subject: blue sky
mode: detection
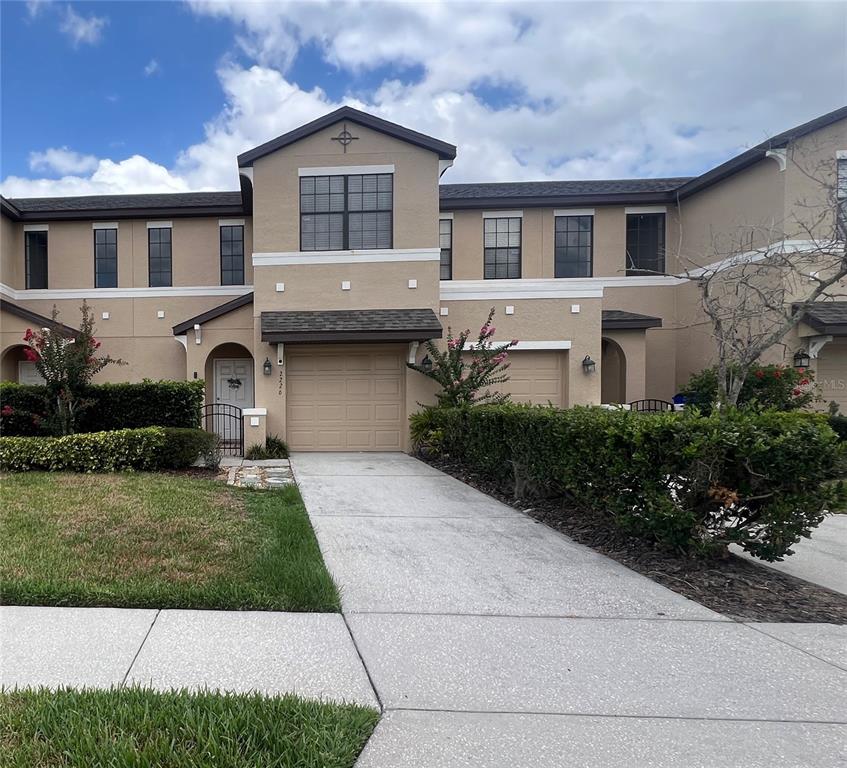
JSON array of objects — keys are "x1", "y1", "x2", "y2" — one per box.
[{"x1": 1, "y1": 1, "x2": 844, "y2": 197}]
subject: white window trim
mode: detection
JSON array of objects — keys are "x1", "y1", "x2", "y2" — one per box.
[
  {"x1": 439, "y1": 212, "x2": 454, "y2": 220},
  {"x1": 554, "y1": 208, "x2": 595, "y2": 217},
  {"x1": 23, "y1": 224, "x2": 49, "y2": 232},
  {"x1": 92, "y1": 222, "x2": 118, "y2": 229},
  {"x1": 625, "y1": 206, "x2": 667, "y2": 215},
  {"x1": 253, "y1": 248, "x2": 439, "y2": 266},
  {"x1": 219, "y1": 219, "x2": 245, "y2": 227},
  {"x1": 146, "y1": 221, "x2": 172, "y2": 229},
  {"x1": 298, "y1": 164, "x2": 395, "y2": 176},
  {"x1": 482, "y1": 210, "x2": 523, "y2": 219},
  {"x1": 836, "y1": 150, "x2": 847, "y2": 160}
]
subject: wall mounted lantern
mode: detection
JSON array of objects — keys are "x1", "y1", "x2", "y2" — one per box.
[
  {"x1": 582, "y1": 354, "x2": 596, "y2": 374},
  {"x1": 793, "y1": 349, "x2": 811, "y2": 370},
  {"x1": 420, "y1": 355, "x2": 433, "y2": 373},
  {"x1": 263, "y1": 357, "x2": 273, "y2": 376}
]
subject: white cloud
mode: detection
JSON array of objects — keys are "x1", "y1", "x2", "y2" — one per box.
[
  {"x1": 3, "y1": 2, "x2": 845, "y2": 198},
  {"x1": 29, "y1": 147, "x2": 99, "y2": 175},
  {"x1": 144, "y1": 58, "x2": 160, "y2": 77},
  {"x1": 60, "y1": 4, "x2": 107, "y2": 47},
  {"x1": 25, "y1": 0, "x2": 49, "y2": 19}
]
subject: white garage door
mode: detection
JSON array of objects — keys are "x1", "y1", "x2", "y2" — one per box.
[{"x1": 286, "y1": 345, "x2": 405, "y2": 451}]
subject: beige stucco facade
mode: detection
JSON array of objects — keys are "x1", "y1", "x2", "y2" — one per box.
[{"x1": 3, "y1": 106, "x2": 846, "y2": 449}]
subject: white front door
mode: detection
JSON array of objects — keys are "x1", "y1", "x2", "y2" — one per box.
[{"x1": 214, "y1": 358, "x2": 254, "y2": 408}]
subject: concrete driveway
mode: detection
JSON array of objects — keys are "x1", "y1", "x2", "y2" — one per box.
[{"x1": 293, "y1": 452, "x2": 847, "y2": 768}]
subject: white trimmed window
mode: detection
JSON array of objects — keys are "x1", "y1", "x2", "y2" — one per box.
[
  {"x1": 837, "y1": 155, "x2": 847, "y2": 239},
  {"x1": 484, "y1": 217, "x2": 521, "y2": 279},
  {"x1": 439, "y1": 218, "x2": 452, "y2": 280}
]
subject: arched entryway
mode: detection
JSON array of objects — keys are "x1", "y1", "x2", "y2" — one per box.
[
  {"x1": 601, "y1": 337, "x2": 627, "y2": 404},
  {"x1": 1, "y1": 344, "x2": 43, "y2": 384},
  {"x1": 203, "y1": 343, "x2": 255, "y2": 409}
]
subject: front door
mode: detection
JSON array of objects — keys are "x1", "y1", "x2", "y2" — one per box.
[{"x1": 213, "y1": 359, "x2": 254, "y2": 443}]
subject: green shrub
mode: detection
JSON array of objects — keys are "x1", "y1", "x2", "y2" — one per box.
[
  {"x1": 828, "y1": 414, "x2": 847, "y2": 441},
  {"x1": 158, "y1": 428, "x2": 216, "y2": 469},
  {"x1": 0, "y1": 380, "x2": 204, "y2": 436},
  {"x1": 422, "y1": 404, "x2": 844, "y2": 561},
  {"x1": 679, "y1": 364, "x2": 815, "y2": 414},
  {"x1": 245, "y1": 434, "x2": 289, "y2": 460},
  {"x1": 0, "y1": 428, "x2": 166, "y2": 472}
]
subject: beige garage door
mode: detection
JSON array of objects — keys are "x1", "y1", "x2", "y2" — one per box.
[
  {"x1": 286, "y1": 345, "x2": 405, "y2": 451},
  {"x1": 495, "y1": 350, "x2": 565, "y2": 407},
  {"x1": 816, "y1": 340, "x2": 847, "y2": 413}
]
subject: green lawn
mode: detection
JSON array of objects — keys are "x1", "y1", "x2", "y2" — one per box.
[
  {"x1": 0, "y1": 687, "x2": 379, "y2": 768},
  {"x1": 0, "y1": 473, "x2": 340, "y2": 611}
]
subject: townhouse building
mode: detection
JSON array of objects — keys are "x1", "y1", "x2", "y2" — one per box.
[{"x1": 1, "y1": 105, "x2": 845, "y2": 451}]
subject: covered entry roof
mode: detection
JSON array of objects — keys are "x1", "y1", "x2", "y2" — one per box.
[
  {"x1": 261, "y1": 308, "x2": 443, "y2": 344},
  {"x1": 601, "y1": 309, "x2": 662, "y2": 330},
  {"x1": 799, "y1": 302, "x2": 847, "y2": 336}
]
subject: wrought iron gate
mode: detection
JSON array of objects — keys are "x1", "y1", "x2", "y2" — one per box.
[{"x1": 202, "y1": 403, "x2": 244, "y2": 456}]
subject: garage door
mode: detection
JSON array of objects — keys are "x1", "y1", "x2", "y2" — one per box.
[
  {"x1": 816, "y1": 340, "x2": 847, "y2": 413},
  {"x1": 493, "y1": 350, "x2": 565, "y2": 406},
  {"x1": 286, "y1": 345, "x2": 405, "y2": 451}
]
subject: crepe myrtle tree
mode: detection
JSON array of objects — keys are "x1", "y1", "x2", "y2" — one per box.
[
  {"x1": 22, "y1": 301, "x2": 125, "y2": 435},
  {"x1": 408, "y1": 308, "x2": 518, "y2": 406},
  {"x1": 631, "y1": 138, "x2": 847, "y2": 408}
]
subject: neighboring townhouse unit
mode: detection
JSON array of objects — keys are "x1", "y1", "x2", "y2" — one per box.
[{"x1": 2, "y1": 105, "x2": 846, "y2": 450}]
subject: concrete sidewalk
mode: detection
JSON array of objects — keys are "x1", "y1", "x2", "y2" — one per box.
[
  {"x1": 0, "y1": 606, "x2": 377, "y2": 708},
  {"x1": 293, "y1": 452, "x2": 847, "y2": 768}
]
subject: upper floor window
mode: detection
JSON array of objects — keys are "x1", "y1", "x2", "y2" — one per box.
[
  {"x1": 484, "y1": 216, "x2": 521, "y2": 279},
  {"x1": 626, "y1": 212, "x2": 665, "y2": 275},
  {"x1": 439, "y1": 218, "x2": 452, "y2": 280},
  {"x1": 300, "y1": 173, "x2": 393, "y2": 251},
  {"x1": 25, "y1": 230, "x2": 48, "y2": 289},
  {"x1": 148, "y1": 227, "x2": 172, "y2": 287},
  {"x1": 94, "y1": 227, "x2": 118, "y2": 288},
  {"x1": 554, "y1": 215, "x2": 593, "y2": 278},
  {"x1": 220, "y1": 225, "x2": 245, "y2": 285},
  {"x1": 837, "y1": 155, "x2": 847, "y2": 239}
]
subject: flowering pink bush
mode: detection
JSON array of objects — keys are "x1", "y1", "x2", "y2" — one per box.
[
  {"x1": 408, "y1": 308, "x2": 518, "y2": 407},
  {"x1": 21, "y1": 301, "x2": 124, "y2": 435}
]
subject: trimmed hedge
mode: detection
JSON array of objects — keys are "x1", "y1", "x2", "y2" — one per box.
[
  {"x1": 0, "y1": 427, "x2": 212, "y2": 472},
  {"x1": 413, "y1": 405, "x2": 844, "y2": 561},
  {"x1": 0, "y1": 380, "x2": 204, "y2": 436}
]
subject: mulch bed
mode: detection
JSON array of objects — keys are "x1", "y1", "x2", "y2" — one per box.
[{"x1": 424, "y1": 455, "x2": 847, "y2": 624}]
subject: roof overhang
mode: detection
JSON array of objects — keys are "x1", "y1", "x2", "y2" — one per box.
[
  {"x1": 261, "y1": 308, "x2": 443, "y2": 344},
  {"x1": 440, "y1": 190, "x2": 677, "y2": 211},
  {"x1": 172, "y1": 292, "x2": 254, "y2": 335},
  {"x1": 602, "y1": 310, "x2": 663, "y2": 330},
  {"x1": 0, "y1": 298, "x2": 78, "y2": 336},
  {"x1": 238, "y1": 106, "x2": 457, "y2": 167},
  {"x1": 796, "y1": 302, "x2": 847, "y2": 336}
]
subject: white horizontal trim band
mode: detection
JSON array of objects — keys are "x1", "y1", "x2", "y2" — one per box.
[
  {"x1": 219, "y1": 219, "x2": 245, "y2": 227},
  {"x1": 298, "y1": 164, "x2": 395, "y2": 176},
  {"x1": 836, "y1": 150, "x2": 847, "y2": 160},
  {"x1": 554, "y1": 208, "x2": 595, "y2": 217},
  {"x1": 23, "y1": 224, "x2": 49, "y2": 232},
  {"x1": 482, "y1": 210, "x2": 523, "y2": 219},
  {"x1": 439, "y1": 276, "x2": 685, "y2": 300},
  {"x1": 242, "y1": 408, "x2": 267, "y2": 416},
  {"x1": 467, "y1": 340, "x2": 572, "y2": 351},
  {"x1": 146, "y1": 221, "x2": 172, "y2": 229},
  {"x1": 0, "y1": 283, "x2": 253, "y2": 301},
  {"x1": 253, "y1": 248, "x2": 440, "y2": 266},
  {"x1": 92, "y1": 222, "x2": 118, "y2": 229},
  {"x1": 625, "y1": 206, "x2": 667, "y2": 214}
]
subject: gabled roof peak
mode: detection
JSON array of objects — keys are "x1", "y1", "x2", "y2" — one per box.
[{"x1": 237, "y1": 105, "x2": 457, "y2": 167}]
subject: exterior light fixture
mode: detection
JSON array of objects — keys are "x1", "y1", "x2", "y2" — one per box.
[
  {"x1": 793, "y1": 350, "x2": 811, "y2": 370},
  {"x1": 263, "y1": 358, "x2": 273, "y2": 376},
  {"x1": 420, "y1": 355, "x2": 433, "y2": 373},
  {"x1": 582, "y1": 354, "x2": 596, "y2": 374}
]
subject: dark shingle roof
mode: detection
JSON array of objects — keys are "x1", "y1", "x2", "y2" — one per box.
[
  {"x1": 261, "y1": 308, "x2": 442, "y2": 343},
  {"x1": 439, "y1": 178, "x2": 691, "y2": 209},
  {"x1": 602, "y1": 309, "x2": 663, "y2": 330},
  {"x1": 172, "y1": 293, "x2": 254, "y2": 336},
  {"x1": 7, "y1": 191, "x2": 243, "y2": 218},
  {"x1": 0, "y1": 298, "x2": 78, "y2": 337},
  {"x1": 799, "y1": 302, "x2": 847, "y2": 335}
]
